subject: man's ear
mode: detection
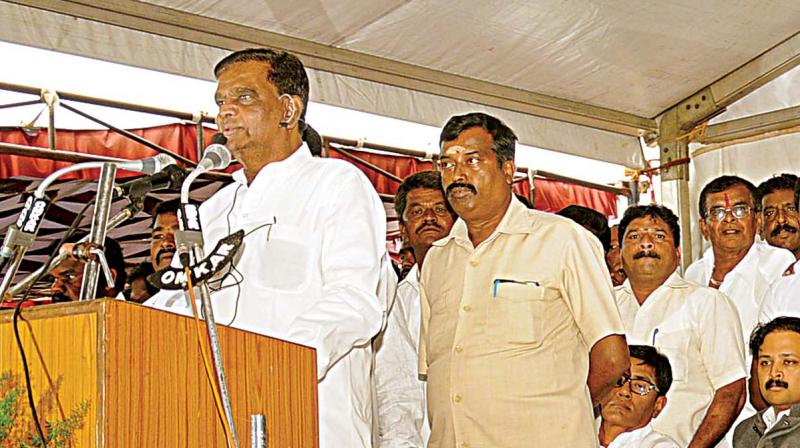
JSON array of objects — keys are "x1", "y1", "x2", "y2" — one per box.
[
  {"x1": 502, "y1": 160, "x2": 516, "y2": 185},
  {"x1": 399, "y1": 222, "x2": 409, "y2": 243},
  {"x1": 651, "y1": 395, "x2": 667, "y2": 419},
  {"x1": 279, "y1": 95, "x2": 303, "y2": 129},
  {"x1": 699, "y1": 218, "x2": 710, "y2": 241}
]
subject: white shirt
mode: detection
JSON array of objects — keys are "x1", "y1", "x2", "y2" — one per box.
[
  {"x1": 759, "y1": 259, "x2": 800, "y2": 322},
  {"x1": 685, "y1": 239, "x2": 794, "y2": 342},
  {"x1": 373, "y1": 264, "x2": 429, "y2": 447},
  {"x1": 615, "y1": 272, "x2": 747, "y2": 446},
  {"x1": 146, "y1": 145, "x2": 387, "y2": 448},
  {"x1": 604, "y1": 424, "x2": 680, "y2": 448},
  {"x1": 762, "y1": 406, "x2": 792, "y2": 433}
]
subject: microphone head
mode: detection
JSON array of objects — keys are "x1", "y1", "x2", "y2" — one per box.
[
  {"x1": 137, "y1": 153, "x2": 177, "y2": 175},
  {"x1": 199, "y1": 144, "x2": 232, "y2": 171}
]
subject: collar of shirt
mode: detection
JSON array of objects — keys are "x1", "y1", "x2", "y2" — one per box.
[
  {"x1": 606, "y1": 424, "x2": 655, "y2": 448},
  {"x1": 699, "y1": 237, "x2": 761, "y2": 285},
  {"x1": 434, "y1": 194, "x2": 531, "y2": 250},
  {"x1": 619, "y1": 270, "x2": 687, "y2": 301},
  {"x1": 231, "y1": 143, "x2": 311, "y2": 187},
  {"x1": 762, "y1": 406, "x2": 792, "y2": 432}
]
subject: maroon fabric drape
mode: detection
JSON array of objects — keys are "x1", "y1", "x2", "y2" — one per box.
[{"x1": 0, "y1": 124, "x2": 618, "y2": 218}]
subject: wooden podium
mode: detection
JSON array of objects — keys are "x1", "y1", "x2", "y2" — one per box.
[{"x1": 0, "y1": 299, "x2": 318, "y2": 447}]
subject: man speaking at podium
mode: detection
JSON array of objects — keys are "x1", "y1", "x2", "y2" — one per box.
[{"x1": 146, "y1": 48, "x2": 387, "y2": 447}]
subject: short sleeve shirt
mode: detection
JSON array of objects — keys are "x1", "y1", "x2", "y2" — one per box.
[
  {"x1": 614, "y1": 273, "x2": 747, "y2": 446},
  {"x1": 419, "y1": 197, "x2": 625, "y2": 448}
]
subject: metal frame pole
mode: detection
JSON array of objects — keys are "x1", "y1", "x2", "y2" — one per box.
[{"x1": 79, "y1": 162, "x2": 117, "y2": 301}]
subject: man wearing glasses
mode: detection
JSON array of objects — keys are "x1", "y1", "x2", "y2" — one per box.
[
  {"x1": 615, "y1": 204, "x2": 746, "y2": 447},
  {"x1": 599, "y1": 345, "x2": 679, "y2": 448}
]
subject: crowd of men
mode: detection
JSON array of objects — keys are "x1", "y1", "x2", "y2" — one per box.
[{"x1": 34, "y1": 46, "x2": 800, "y2": 447}]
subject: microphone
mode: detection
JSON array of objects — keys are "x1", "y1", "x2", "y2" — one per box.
[
  {"x1": 114, "y1": 164, "x2": 188, "y2": 199},
  {"x1": 115, "y1": 153, "x2": 176, "y2": 175},
  {"x1": 196, "y1": 134, "x2": 232, "y2": 172}
]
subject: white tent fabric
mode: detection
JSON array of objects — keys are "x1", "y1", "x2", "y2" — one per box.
[{"x1": 0, "y1": 0, "x2": 798, "y2": 171}]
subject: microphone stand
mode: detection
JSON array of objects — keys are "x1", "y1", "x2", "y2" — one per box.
[
  {"x1": 79, "y1": 162, "x2": 117, "y2": 301},
  {"x1": 6, "y1": 184, "x2": 147, "y2": 299},
  {"x1": 175, "y1": 212, "x2": 240, "y2": 448}
]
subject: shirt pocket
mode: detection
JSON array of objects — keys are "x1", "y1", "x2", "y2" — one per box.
[
  {"x1": 655, "y1": 326, "x2": 690, "y2": 383},
  {"x1": 244, "y1": 222, "x2": 317, "y2": 293},
  {"x1": 488, "y1": 281, "x2": 548, "y2": 346}
]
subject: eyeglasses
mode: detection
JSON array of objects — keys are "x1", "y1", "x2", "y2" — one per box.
[
  {"x1": 705, "y1": 204, "x2": 752, "y2": 222},
  {"x1": 614, "y1": 374, "x2": 659, "y2": 397}
]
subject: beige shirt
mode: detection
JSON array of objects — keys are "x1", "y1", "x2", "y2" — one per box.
[
  {"x1": 419, "y1": 197, "x2": 625, "y2": 448},
  {"x1": 614, "y1": 273, "x2": 747, "y2": 447}
]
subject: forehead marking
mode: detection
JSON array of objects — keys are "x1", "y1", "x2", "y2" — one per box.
[{"x1": 723, "y1": 192, "x2": 731, "y2": 209}]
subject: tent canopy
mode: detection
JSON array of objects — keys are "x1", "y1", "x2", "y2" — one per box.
[{"x1": 2, "y1": 0, "x2": 798, "y2": 169}]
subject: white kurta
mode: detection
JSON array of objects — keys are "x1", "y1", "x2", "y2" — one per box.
[
  {"x1": 373, "y1": 264, "x2": 429, "y2": 447},
  {"x1": 685, "y1": 240, "x2": 794, "y2": 342},
  {"x1": 146, "y1": 144, "x2": 387, "y2": 447},
  {"x1": 614, "y1": 273, "x2": 746, "y2": 447},
  {"x1": 759, "y1": 259, "x2": 800, "y2": 322},
  {"x1": 604, "y1": 424, "x2": 680, "y2": 448}
]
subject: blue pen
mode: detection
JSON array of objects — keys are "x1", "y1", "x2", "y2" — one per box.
[{"x1": 652, "y1": 328, "x2": 659, "y2": 345}]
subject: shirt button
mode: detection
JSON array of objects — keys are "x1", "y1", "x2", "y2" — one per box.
[
  {"x1": 469, "y1": 260, "x2": 478, "y2": 267},
  {"x1": 462, "y1": 305, "x2": 472, "y2": 312},
  {"x1": 461, "y1": 443, "x2": 469, "y2": 448},
  {"x1": 453, "y1": 394, "x2": 462, "y2": 403},
  {"x1": 455, "y1": 345, "x2": 464, "y2": 353}
]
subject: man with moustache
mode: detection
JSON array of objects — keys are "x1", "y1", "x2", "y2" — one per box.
[
  {"x1": 598, "y1": 345, "x2": 679, "y2": 448},
  {"x1": 608, "y1": 224, "x2": 627, "y2": 286},
  {"x1": 374, "y1": 170, "x2": 455, "y2": 447},
  {"x1": 734, "y1": 317, "x2": 800, "y2": 447},
  {"x1": 146, "y1": 48, "x2": 386, "y2": 447},
  {"x1": 758, "y1": 174, "x2": 800, "y2": 259},
  {"x1": 149, "y1": 199, "x2": 180, "y2": 271},
  {"x1": 614, "y1": 204, "x2": 746, "y2": 447},
  {"x1": 419, "y1": 112, "x2": 629, "y2": 447},
  {"x1": 760, "y1": 176, "x2": 800, "y2": 321},
  {"x1": 685, "y1": 176, "x2": 794, "y2": 345}
]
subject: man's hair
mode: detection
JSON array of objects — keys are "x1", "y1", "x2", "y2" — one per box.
[
  {"x1": 758, "y1": 174, "x2": 798, "y2": 205},
  {"x1": 439, "y1": 112, "x2": 517, "y2": 166},
  {"x1": 629, "y1": 344, "x2": 673, "y2": 397},
  {"x1": 618, "y1": 205, "x2": 681, "y2": 248},
  {"x1": 125, "y1": 261, "x2": 158, "y2": 299},
  {"x1": 557, "y1": 205, "x2": 611, "y2": 252},
  {"x1": 214, "y1": 47, "x2": 310, "y2": 120},
  {"x1": 150, "y1": 198, "x2": 182, "y2": 228},
  {"x1": 749, "y1": 316, "x2": 800, "y2": 357},
  {"x1": 796, "y1": 178, "x2": 800, "y2": 210},
  {"x1": 698, "y1": 175, "x2": 760, "y2": 219},
  {"x1": 47, "y1": 232, "x2": 127, "y2": 295},
  {"x1": 394, "y1": 171, "x2": 453, "y2": 223}
]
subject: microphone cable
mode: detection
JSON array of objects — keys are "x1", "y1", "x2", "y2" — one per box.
[
  {"x1": 184, "y1": 267, "x2": 236, "y2": 448},
  {"x1": 10, "y1": 197, "x2": 94, "y2": 447}
]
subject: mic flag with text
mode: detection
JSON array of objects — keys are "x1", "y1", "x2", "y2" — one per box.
[{"x1": 148, "y1": 230, "x2": 244, "y2": 290}]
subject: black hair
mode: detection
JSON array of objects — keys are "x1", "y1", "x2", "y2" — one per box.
[
  {"x1": 515, "y1": 193, "x2": 534, "y2": 209},
  {"x1": 698, "y1": 175, "x2": 759, "y2": 219},
  {"x1": 629, "y1": 344, "x2": 673, "y2": 397},
  {"x1": 46, "y1": 232, "x2": 127, "y2": 295},
  {"x1": 749, "y1": 316, "x2": 800, "y2": 358},
  {"x1": 439, "y1": 112, "x2": 517, "y2": 166},
  {"x1": 125, "y1": 261, "x2": 158, "y2": 301},
  {"x1": 619, "y1": 204, "x2": 681, "y2": 248},
  {"x1": 150, "y1": 198, "x2": 182, "y2": 228},
  {"x1": 214, "y1": 47, "x2": 309, "y2": 121},
  {"x1": 557, "y1": 205, "x2": 611, "y2": 252},
  {"x1": 394, "y1": 171, "x2": 453, "y2": 223},
  {"x1": 796, "y1": 177, "x2": 800, "y2": 210},
  {"x1": 758, "y1": 174, "x2": 798, "y2": 200}
]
